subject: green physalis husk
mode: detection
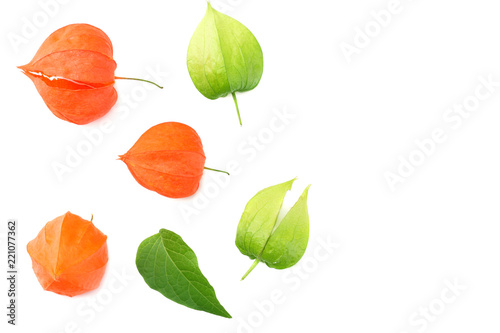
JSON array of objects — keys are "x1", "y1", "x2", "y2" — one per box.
[
  {"x1": 235, "y1": 178, "x2": 311, "y2": 280},
  {"x1": 187, "y1": 2, "x2": 264, "y2": 126}
]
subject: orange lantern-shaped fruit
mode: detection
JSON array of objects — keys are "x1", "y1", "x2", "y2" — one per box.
[
  {"x1": 119, "y1": 122, "x2": 228, "y2": 198},
  {"x1": 27, "y1": 212, "x2": 108, "y2": 297},
  {"x1": 18, "y1": 23, "x2": 162, "y2": 125}
]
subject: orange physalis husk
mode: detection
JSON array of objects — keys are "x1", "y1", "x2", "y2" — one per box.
[
  {"x1": 119, "y1": 122, "x2": 228, "y2": 198},
  {"x1": 27, "y1": 212, "x2": 108, "y2": 297},
  {"x1": 18, "y1": 24, "x2": 162, "y2": 125},
  {"x1": 18, "y1": 24, "x2": 117, "y2": 125}
]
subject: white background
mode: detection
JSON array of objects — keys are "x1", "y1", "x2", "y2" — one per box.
[{"x1": 1, "y1": 0, "x2": 500, "y2": 332}]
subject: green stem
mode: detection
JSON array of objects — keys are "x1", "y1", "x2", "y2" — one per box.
[
  {"x1": 204, "y1": 167, "x2": 230, "y2": 176},
  {"x1": 115, "y1": 76, "x2": 163, "y2": 89},
  {"x1": 241, "y1": 259, "x2": 260, "y2": 281},
  {"x1": 232, "y1": 92, "x2": 242, "y2": 126}
]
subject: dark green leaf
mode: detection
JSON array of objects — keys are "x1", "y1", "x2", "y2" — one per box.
[{"x1": 136, "y1": 229, "x2": 231, "y2": 318}]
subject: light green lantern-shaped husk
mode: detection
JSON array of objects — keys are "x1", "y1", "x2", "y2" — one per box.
[
  {"x1": 235, "y1": 179, "x2": 311, "y2": 280},
  {"x1": 187, "y1": 2, "x2": 264, "y2": 126}
]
